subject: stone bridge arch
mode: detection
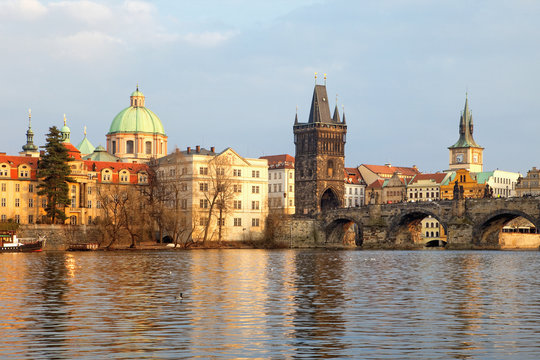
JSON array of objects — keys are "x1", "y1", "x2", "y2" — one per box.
[
  {"x1": 472, "y1": 209, "x2": 540, "y2": 245},
  {"x1": 387, "y1": 209, "x2": 448, "y2": 246},
  {"x1": 324, "y1": 215, "x2": 363, "y2": 246}
]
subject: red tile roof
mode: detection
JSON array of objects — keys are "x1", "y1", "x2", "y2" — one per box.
[
  {"x1": 362, "y1": 164, "x2": 421, "y2": 177},
  {"x1": 0, "y1": 155, "x2": 39, "y2": 180},
  {"x1": 64, "y1": 143, "x2": 83, "y2": 160},
  {"x1": 344, "y1": 167, "x2": 364, "y2": 185},
  {"x1": 367, "y1": 179, "x2": 384, "y2": 189},
  {"x1": 259, "y1": 154, "x2": 295, "y2": 169},
  {"x1": 409, "y1": 173, "x2": 448, "y2": 184}
]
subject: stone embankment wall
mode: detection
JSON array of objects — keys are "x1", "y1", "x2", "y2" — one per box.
[
  {"x1": 500, "y1": 233, "x2": 540, "y2": 249},
  {"x1": 19, "y1": 224, "x2": 103, "y2": 250},
  {"x1": 272, "y1": 216, "x2": 326, "y2": 247}
]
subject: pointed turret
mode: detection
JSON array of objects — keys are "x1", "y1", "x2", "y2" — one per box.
[
  {"x1": 449, "y1": 94, "x2": 480, "y2": 149},
  {"x1": 332, "y1": 104, "x2": 340, "y2": 123},
  {"x1": 294, "y1": 106, "x2": 298, "y2": 124},
  {"x1": 61, "y1": 114, "x2": 71, "y2": 143},
  {"x1": 22, "y1": 109, "x2": 38, "y2": 153},
  {"x1": 76, "y1": 126, "x2": 95, "y2": 156},
  {"x1": 342, "y1": 105, "x2": 346, "y2": 124}
]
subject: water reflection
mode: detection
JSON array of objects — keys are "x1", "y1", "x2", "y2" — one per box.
[{"x1": 0, "y1": 250, "x2": 539, "y2": 359}]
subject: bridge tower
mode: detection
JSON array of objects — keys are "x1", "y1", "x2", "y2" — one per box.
[
  {"x1": 448, "y1": 94, "x2": 484, "y2": 172},
  {"x1": 293, "y1": 80, "x2": 347, "y2": 215}
]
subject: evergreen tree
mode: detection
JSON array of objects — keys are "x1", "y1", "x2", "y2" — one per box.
[{"x1": 37, "y1": 126, "x2": 75, "y2": 224}]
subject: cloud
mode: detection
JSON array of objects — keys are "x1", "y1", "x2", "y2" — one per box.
[
  {"x1": 49, "y1": 1, "x2": 113, "y2": 25},
  {"x1": 182, "y1": 31, "x2": 238, "y2": 47},
  {"x1": 0, "y1": 0, "x2": 47, "y2": 20},
  {"x1": 53, "y1": 31, "x2": 123, "y2": 61}
]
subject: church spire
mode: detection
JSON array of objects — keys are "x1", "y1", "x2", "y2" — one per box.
[
  {"x1": 449, "y1": 93, "x2": 481, "y2": 149},
  {"x1": 22, "y1": 108, "x2": 38, "y2": 152}
]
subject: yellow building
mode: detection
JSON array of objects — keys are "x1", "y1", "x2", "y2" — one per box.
[{"x1": 440, "y1": 169, "x2": 484, "y2": 200}]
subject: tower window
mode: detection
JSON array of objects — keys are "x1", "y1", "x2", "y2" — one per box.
[
  {"x1": 112, "y1": 141, "x2": 116, "y2": 154},
  {"x1": 126, "y1": 140, "x2": 134, "y2": 154},
  {"x1": 146, "y1": 141, "x2": 152, "y2": 154},
  {"x1": 327, "y1": 160, "x2": 334, "y2": 177}
]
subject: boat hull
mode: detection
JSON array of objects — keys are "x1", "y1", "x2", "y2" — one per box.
[{"x1": 0, "y1": 240, "x2": 44, "y2": 252}]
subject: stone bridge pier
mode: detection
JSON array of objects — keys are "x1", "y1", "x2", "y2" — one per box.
[{"x1": 276, "y1": 197, "x2": 540, "y2": 249}]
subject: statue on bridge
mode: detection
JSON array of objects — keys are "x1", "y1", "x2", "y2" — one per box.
[
  {"x1": 453, "y1": 180, "x2": 465, "y2": 200},
  {"x1": 483, "y1": 184, "x2": 493, "y2": 198}
]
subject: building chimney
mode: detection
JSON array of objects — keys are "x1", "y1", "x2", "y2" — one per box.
[
  {"x1": 196, "y1": 145, "x2": 200, "y2": 153},
  {"x1": 385, "y1": 163, "x2": 392, "y2": 167},
  {"x1": 187, "y1": 147, "x2": 191, "y2": 154},
  {"x1": 211, "y1": 146, "x2": 215, "y2": 153}
]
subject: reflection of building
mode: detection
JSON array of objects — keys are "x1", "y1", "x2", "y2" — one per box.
[
  {"x1": 259, "y1": 154, "x2": 295, "y2": 214},
  {"x1": 448, "y1": 95, "x2": 483, "y2": 172},
  {"x1": 106, "y1": 87, "x2": 167, "y2": 163},
  {"x1": 407, "y1": 173, "x2": 451, "y2": 202},
  {"x1": 515, "y1": 167, "x2": 540, "y2": 196},
  {"x1": 157, "y1": 147, "x2": 268, "y2": 241},
  {"x1": 293, "y1": 82, "x2": 346, "y2": 215},
  {"x1": 344, "y1": 167, "x2": 365, "y2": 207}
]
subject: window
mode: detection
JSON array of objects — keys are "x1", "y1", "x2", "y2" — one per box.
[
  {"x1": 268, "y1": 184, "x2": 271, "y2": 193},
  {"x1": 217, "y1": 218, "x2": 225, "y2": 226},
  {"x1": 217, "y1": 168, "x2": 225, "y2": 176},
  {"x1": 233, "y1": 184, "x2": 242, "y2": 193},
  {"x1": 289, "y1": 172, "x2": 293, "y2": 179},
  {"x1": 28, "y1": 215, "x2": 34, "y2": 224},
  {"x1": 88, "y1": 186, "x2": 92, "y2": 195},
  {"x1": 112, "y1": 141, "x2": 117, "y2": 154},
  {"x1": 120, "y1": 171, "x2": 129, "y2": 182},
  {"x1": 274, "y1": 173, "x2": 277, "y2": 180},
  {"x1": 252, "y1": 201, "x2": 259, "y2": 210},
  {"x1": 96, "y1": 200, "x2": 101, "y2": 209},
  {"x1": 279, "y1": 172, "x2": 282, "y2": 179},
  {"x1": 199, "y1": 183, "x2": 208, "y2": 192},
  {"x1": 88, "y1": 216, "x2": 92, "y2": 224},
  {"x1": 200, "y1": 217, "x2": 209, "y2": 226},
  {"x1": 234, "y1": 218, "x2": 242, "y2": 226},
  {"x1": 1, "y1": 198, "x2": 5, "y2": 207},
  {"x1": 278, "y1": 184, "x2": 282, "y2": 192},
  {"x1": 1, "y1": 215, "x2": 6, "y2": 222},
  {"x1": 273, "y1": 184, "x2": 277, "y2": 192},
  {"x1": 252, "y1": 170, "x2": 260, "y2": 178},
  {"x1": 102, "y1": 170, "x2": 112, "y2": 182},
  {"x1": 42, "y1": 198, "x2": 47, "y2": 208},
  {"x1": 233, "y1": 169, "x2": 242, "y2": 177},
  {"x1": 1, "y1": 183, "x2": 5, "y2": 192},
  {"x1": 252, "y1": 186, "x2": 260, "y2": 194},
  {"x1": 327, "y1": 160, "x2": 334, "y2": 177},
  {"x1": 200, "y1": 199, "x2": 209, "y2": 208},
  {"x1": 15, "y1": 184, "x2": 20, "y2": 192},
  {"x1": 15, "y1": 199, "x2": 19, "y2": 207},
  {"x1": 0, "y1": 165, "x2": 8, "y2": 177},
  {"x1": 15, "y1": 215, "x2": 20, "y2": 224},
  {"x1": 181, "y1": 183, "x2": 188, "y2": 191},
  {"x1": 145, "y1": 141, "x2": 152, "y2": 154},
  {"x1": 126, "y1": 140, "x2": 134, "y2": 154},
  {"x1": 181, "y1": 199, "x2": 187, "y2": 209},
  {"x1": 199, "y1": 167, "x2": 208, "y2": 175},
  {"x1": 87, "y1": 200, "x2": 92, "y2": 208},
  {"x1": 233, "y1": 200, "x2": 242, "y2": 209},
  {"x1": 252, "y1": 218, "x2": 260, "y2": 227},
  {"x1": 28, "y1": 199, "x2": 33, "y2": 208},
  {"x1": 268, "y1": 173, "x2": 271, "y2": 180}
]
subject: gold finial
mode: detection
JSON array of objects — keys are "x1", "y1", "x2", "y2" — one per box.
[
  {"x1": 324, "y1": 73, "x2": 327, "y2": 85},
  {"x1": 28, "y1": 108, "x2": 31, "y2": 119},
  {"x1": 314, "y1": 72, "x2": 318, "y2": 84},
  {"x1": 84, "y1": 125, "x2": 87, "y2": 136},
  {"x1": 136, "y1": 82, "x2": 139, "y2": 91},
  {"x1": 63, "y1": 113, "x2": 67, "y2": 125}
]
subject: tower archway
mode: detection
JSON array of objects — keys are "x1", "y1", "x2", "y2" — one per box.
[{"x1": 320, "y1": 188, "x2": 340, "y2": 212}]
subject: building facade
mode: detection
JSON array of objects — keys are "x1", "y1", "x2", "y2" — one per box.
[
  {"x1": 515, "y1": 167, "x2": 540, "y2": 196},
  {"x1": 259, "y1": 154, "x2": 295, "y2": 214},
  {"x1": 440, "y1": 169, "x2": 485, "y2": 200},
  {"x1": 475, "y1": 170, "x2": 521, "y2": 198},
  {"x1": 293, "y1": 83, "x2": 347, "y2": 215},
  {"x1": 448, "y1": 95, "x2": 484, "y2": 172},
  {"x1": 157, "y1": 147, "x2": 268, "y2": 242},
  {"x1": 407, "y1": 173, "x2": 451, "y2": 202},
  {"x1": 344, "y1": 167, "x2": 365, "y2": 207}
]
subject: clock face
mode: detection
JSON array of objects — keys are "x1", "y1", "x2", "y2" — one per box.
[{"x1": 456, "y1": 154, "x2": 463, "y2": 163}]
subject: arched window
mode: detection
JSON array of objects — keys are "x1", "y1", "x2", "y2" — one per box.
[{"x1": 126, "y1": 140, "x2": 134, "y2": 154}]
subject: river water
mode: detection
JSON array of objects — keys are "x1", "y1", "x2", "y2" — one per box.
[{"x1": 1, "y1": 249, "x2": 539, "y2": 359}]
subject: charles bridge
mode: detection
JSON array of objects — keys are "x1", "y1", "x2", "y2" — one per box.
[{"x1": 277, "y1": 197, "x2": 540, "y2": 248}]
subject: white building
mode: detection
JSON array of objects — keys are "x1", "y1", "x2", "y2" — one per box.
[
  {"x1": 157, "y1": 146, "x2": 268, "y2": 242},
  {"x1": 259, "y1": 154, "x2": 295, "y2": 214},
  {"x1": 407, "y1": 173, "x2": 452, "y2": 202},
  {"x1": 344, "y1": 167, "x2": 366, "y2": 207},
  {"x1": 475, "y1": 170, "x2": 521, "y2": 197}
]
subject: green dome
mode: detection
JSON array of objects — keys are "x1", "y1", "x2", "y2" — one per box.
[
  {"x1": 131, "y1": 90, "x2": 144, "y2": 97},
  {"x1": 108, "y1": 106, "x2": 165, "y2": 135}
]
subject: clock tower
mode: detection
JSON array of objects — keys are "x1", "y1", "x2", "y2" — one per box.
[{"x1": 448, "y1": 94, "x2": 483, "y2": 172}]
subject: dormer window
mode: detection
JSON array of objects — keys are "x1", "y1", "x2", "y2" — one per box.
[
  {"x1": 138, "y1": 172, "x2": 148, "y2": 184},
  {"x1": 0, "y1": 164, "x2": 9, "y2": 177},
  {"x1": 102, "y1": 169, "x2": 112, "y2": 182},
  {"x1": 119, "y1": 170, "x2": 130, "y2": 183},
  {"x1": 18, "y1": 165, "x2": 29, "y2": 178}
]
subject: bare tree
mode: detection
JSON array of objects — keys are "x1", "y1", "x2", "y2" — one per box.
[
  {"x1": 95, "y1": 183, "x2": 129, "y2": 249},
  {"x1": 199, "y1": 155, "x2": 235, "y2": 245}
]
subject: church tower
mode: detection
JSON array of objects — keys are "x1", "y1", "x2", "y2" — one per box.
[
  {"x1": 20, "y1": 109, "x2": 40, "y2": 157},
  {"x1": 294, "y1": 79, "x2": 347, "y2": 215},
  {"x1": 448, "y1": 94, "x2": 483, "y2": 172}
]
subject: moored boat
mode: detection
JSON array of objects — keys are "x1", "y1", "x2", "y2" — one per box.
[{"x1": 0, "y1": 230, "x2": 46, "y2": 252}]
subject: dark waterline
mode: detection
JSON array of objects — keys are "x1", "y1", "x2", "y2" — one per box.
[{"x1": 1, "y1": 250, "x2": 539, "y2": 359}]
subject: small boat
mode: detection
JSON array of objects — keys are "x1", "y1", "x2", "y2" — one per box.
[{"x1": 0, "y1": 230, "x2": 46, "y2": 252}]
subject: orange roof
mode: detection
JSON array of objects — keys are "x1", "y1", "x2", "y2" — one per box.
[
  {"x1": 344, "y1": 167, "x2": 364, "y2": 185},
  {"x1": 83, "y1": 160, "x2": 148, "y2": 173},
  {"x1": 0, "y1": 155, "x2": 39, "y2": 168},
  {"x1": 64, "y1": 143, "x2": 82, "y2": 160},
  {"x1": 362, "y1": 164, "x2": 421, "y2": 177},
  {"x1": 409, "y1": 173, "x2": 447, "y2": 184},
  {"x1": 259, "y1": 154, "x2": 295, "y2": 169},
  {"x1": 367, "y1": 179, "x2": 384, "y2": 189}
]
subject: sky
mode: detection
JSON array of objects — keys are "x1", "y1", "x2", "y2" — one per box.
[{"x1": 1, "y1": 0, "x2": 539, "y2": 174}]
